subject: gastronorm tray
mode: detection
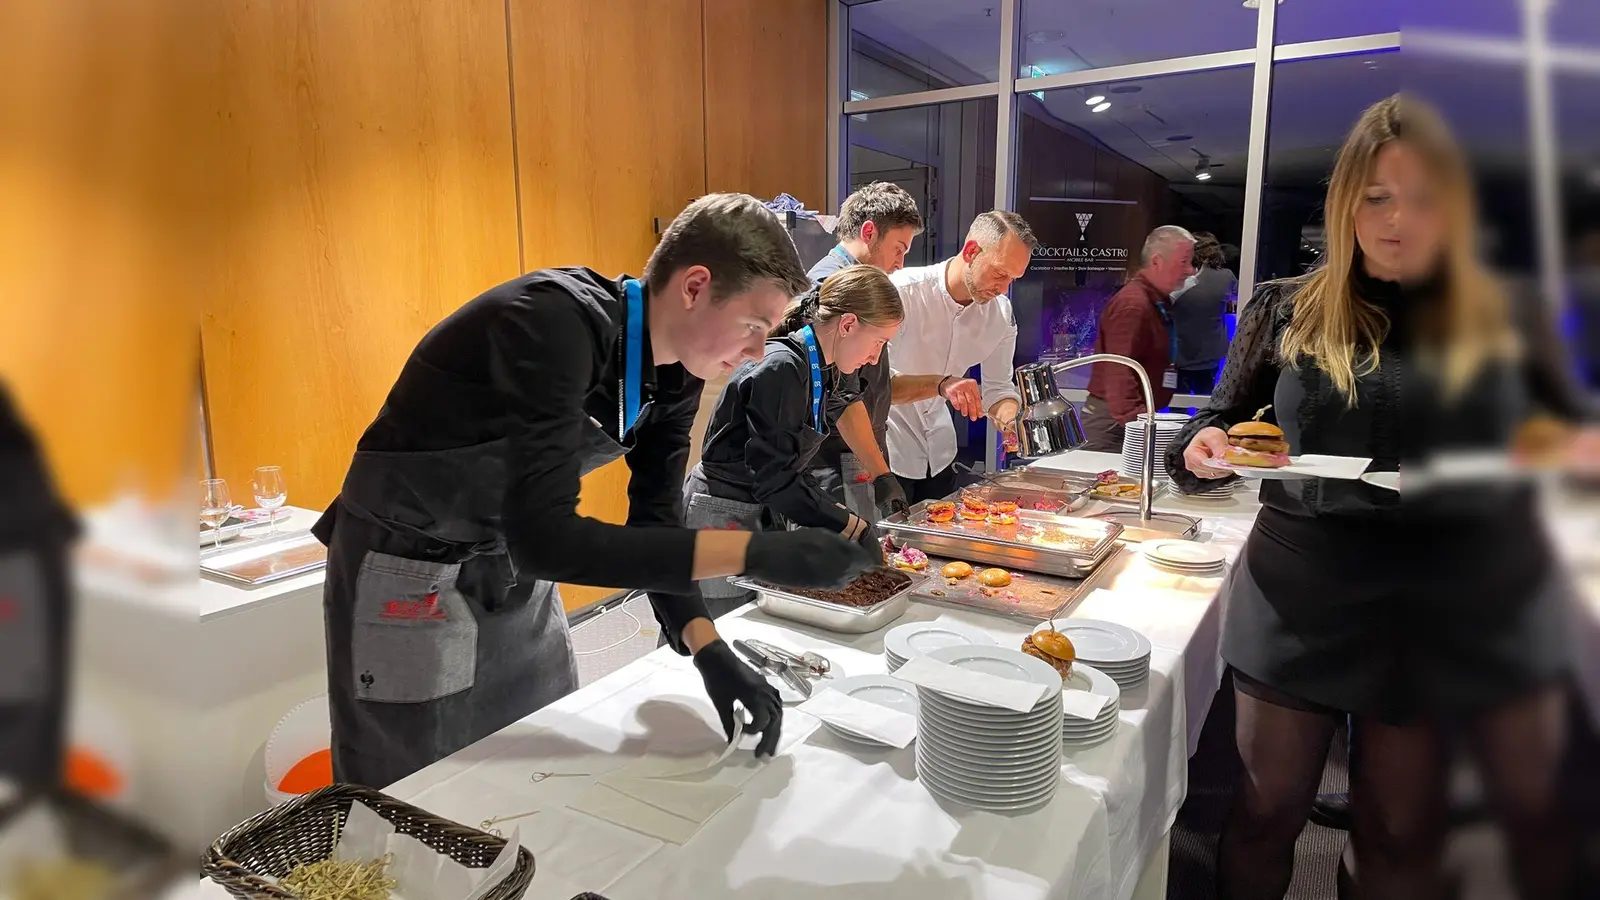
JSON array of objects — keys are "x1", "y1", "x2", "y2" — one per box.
[
  {"x1": 878, "y1": 501, "x2": 1123, "y2": 579},
  {"x1": 986, "y1": 467, "x2": 1168, "y2": 507},
  {"x1": 908, "y1": 556, "x2": 1089, "y2": 623},
  {"x1": 955, "y1": 482, "x2": 1091, "y2": 515},
  {"x1": 729, "y1": 570, "x2": 926, "y2": 634}
]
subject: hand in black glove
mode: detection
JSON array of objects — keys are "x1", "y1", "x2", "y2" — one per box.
[
  {"x1": 693, "y1": 639, "x2": 783, "y2": 758},
  {"x1": 871, "y1": 473, "x2": 909, "y2": 519},
  {"x1": 744, "y1": 528, "x2": 877, "y2": 589}
]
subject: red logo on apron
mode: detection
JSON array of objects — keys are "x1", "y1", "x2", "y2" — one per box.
[
  {"x1": 0, "y1": 597, "x2": 15, "y2": 624},
  {"x1": 379, "y1": 591, "x2": 448, "y2": 621}
]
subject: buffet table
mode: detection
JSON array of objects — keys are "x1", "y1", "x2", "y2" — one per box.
[{"x1": 193, "y1": 453, "x2": 1255, "y2": 900}]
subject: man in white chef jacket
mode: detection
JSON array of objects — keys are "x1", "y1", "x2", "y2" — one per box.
[{"x1": 885, "y1": 210, "x2": 1035, "y2": 502}]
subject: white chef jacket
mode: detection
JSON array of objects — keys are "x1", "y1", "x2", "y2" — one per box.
[{"x1": 886, "y1": 260, "x2": 1022, "y2": 479}]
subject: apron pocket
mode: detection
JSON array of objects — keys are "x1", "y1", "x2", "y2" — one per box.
[
  {"x1": 0, "y1": 551, "x2": 48, "y2": 704},
  {"x1": 352, "y1": 551, "x2": 478, "y2": 704},
  {"x1": 684, "y1": 493, "x2": 763, "y2": 601}
]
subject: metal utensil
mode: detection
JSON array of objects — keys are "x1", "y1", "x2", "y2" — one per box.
[
  {"x1": 733, "y1": 640, "x2": 813, "y2": 698},
  {"x1": 746, "y1": 638, "x2": 832, "y2": 676}
]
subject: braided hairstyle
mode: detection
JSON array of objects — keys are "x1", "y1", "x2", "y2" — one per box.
[{"x1": 769, "y1": 265, "x2": 902, "y2": 338}]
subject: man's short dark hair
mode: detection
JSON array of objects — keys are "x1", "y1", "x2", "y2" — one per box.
[
  {"x1": 644, "y1": 193, "x2": 810, "y2": 300},
  {"x1": 836, "y1": 182, "x2": 924, "y2": 242},
  {"x1": 967, "y1": 210, "x2": 1038, "y2": 251}
]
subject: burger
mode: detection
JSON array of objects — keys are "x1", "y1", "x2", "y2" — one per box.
[
  {"x1": 926, "y1": 500, "x2": 956, "y2": 523},
  {"x1": 1021, "y1": 629, "x2": 1075, "y2": 678},
  {"x1": 1224, "y1": 421, "x2": 1291, "y2": 468}
]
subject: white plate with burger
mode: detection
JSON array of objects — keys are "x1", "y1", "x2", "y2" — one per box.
[{"x1": 1215, "y1": 413, "x2": 1370, "y2": 480}]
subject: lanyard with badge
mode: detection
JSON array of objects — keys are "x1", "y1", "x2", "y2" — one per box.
[
  {"x1": 829, "y1": 245, "x2": 856, "y2": 268},
  {"x1": 620, "y1": 279, "x2": 646, "y2": 436},
  {"x1": 1155, "y1": 300, "x2": 1179, "y2": 391},
  {"x1": 796, "y1": 325, "x2": 827, "y2": 435}
]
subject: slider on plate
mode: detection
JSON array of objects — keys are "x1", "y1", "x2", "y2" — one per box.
[
  {"x1": 1224, "y1": 420, "x2": 1291, "y2": 468},
  {"x1": 1021, "y1": 629, "x2": 1075, "y2": 677}
]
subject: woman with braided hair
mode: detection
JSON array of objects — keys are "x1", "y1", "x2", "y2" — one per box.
[{"x1": 683, "y1": 264, "x2": 906, "y2": 616}]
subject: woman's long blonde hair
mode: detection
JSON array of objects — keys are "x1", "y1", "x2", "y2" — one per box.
[
  {"x1": 771, "y1": 264, "x2": 904, "y2": 337},
  {"x1": 1277, "y1": 94, "x2": 1515, "y2": 402}
]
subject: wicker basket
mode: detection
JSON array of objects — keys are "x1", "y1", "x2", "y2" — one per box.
[
  {"x1": 202, "y1": 783, "x2": 534, "y2": 900},
  {"x1": 0, "y1": 786, "x2": 185, "y2": 897}
]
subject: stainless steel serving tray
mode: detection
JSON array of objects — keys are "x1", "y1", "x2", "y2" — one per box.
[
  {"x1": 729, "y1": 570, "x2": 926, "y2": 634},
  {"x1": 878, "y1": 501, "x2": 1124, "y2": 578},
  {"x1": 956, "y1": 482, "x2": 1090, "y2": 515},
  {"x1": 987, "y1": 467, "x2": 1168, "y2": 507}
]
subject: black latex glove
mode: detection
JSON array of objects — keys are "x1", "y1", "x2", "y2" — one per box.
[
  {"x1": 871, "y1": 473, "x2": 909, "y2": 519},
  {"x1": 692, "y1": 639, "x2": 783, "y2": 757},
  {"x1": 744, "y1": 527, "x2": 876, "y2": 589}
]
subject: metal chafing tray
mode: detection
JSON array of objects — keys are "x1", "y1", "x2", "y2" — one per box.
[
  {"x1": 986, "y1": 467, "x2": 1169, "y2": 507},
  {"x1": 955, "y1": 482, "x2": 1091, "y2": 515},
  {"x1": 878, "y1": 500, "x2": 1123, "y2": 578},
  {"x1": 729, "y1": 570, "x2": 926, "y2": 634}
]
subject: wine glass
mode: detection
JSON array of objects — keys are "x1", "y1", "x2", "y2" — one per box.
[
  {"x1": 251, "y1": 466, "x2": 288, "y2": 534},
  {"x1": 200, "y1": 478, "x2": 232, "y2": 548}
]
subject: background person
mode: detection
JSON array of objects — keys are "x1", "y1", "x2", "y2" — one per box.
[
  {"x1": 1170, "y1": 231, "x2": 1238, "y2": 396},
  {"x1": 1079, "y1": 225, "x2": 1196, "y2": 451}
]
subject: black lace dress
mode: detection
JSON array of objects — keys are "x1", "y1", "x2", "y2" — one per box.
[{"x1": 1166, "y1": 272, "x2": 1587, "y2": 721}]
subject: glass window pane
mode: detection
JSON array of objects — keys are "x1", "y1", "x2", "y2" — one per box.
[
  {"x1": 1257, "y1": 52, "x2": 1399, "y2": 284},
  {"x1": 846, "y1": 98, "x2": 998, "y2": 267},
  {"x1": 1013, "y1": 68, "x2": 1253, "y2": 398},
  {"x1": 1557, "y1": 67, "x2": 1600, "y2": 390},
  {"x1": 1020, "y1": 0, "x2": 1254, "y2": 75},
  {"x1": 1276, "y1": 0, "x2": 1400, "y2": 46},
  {"x1": 849, "y1": 0, "x2": 1001, "y2": 96}
]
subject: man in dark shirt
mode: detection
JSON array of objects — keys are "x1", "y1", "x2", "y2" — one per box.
[
  {"x1": 804, "y1": 183, "x2": 923, "y2": 522},
  {"x1": 1081, "y1": 225, "x2": 1195, "y2": 451},
  {"x1": 314, "y1": 194, "x2": 876, "y2": 788}
]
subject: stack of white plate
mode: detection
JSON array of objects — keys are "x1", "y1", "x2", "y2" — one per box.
[
  {"x1": 1120, "y1": 413, "x2": 1190, "y2": 482},
  {"x1": 1142, "y1": 538, "x2": 1227, "y2": 576},
  {"x1": 1165, "y1": 477, "x2": 1249, "y2": 503},
  {"x1": 884, "y1": 620, "x2": 997, "y2": 673},
  {"x1": 914, "y1": 646, "x2": 1064, "y2": 812},
  {"x1": 1038, "y1": 619, "x2": 1152, "y2": 691},
  {"x1": 816, "y1": 674, "x2": 920, "y2": 748},
  {"x1": 1061, "y1": 664, "x2": 1122, "y2": 749}
]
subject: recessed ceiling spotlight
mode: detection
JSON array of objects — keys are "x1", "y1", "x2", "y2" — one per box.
[
  {"x1": 1195, "y1": 154, "x2": 1213, "y2": 181},
  {"x1": 1092, "y1": 101, "x2": 1112, "y2": 113},
  {"x1": 1109, "y1": 85, "x2": 1142, "y2": 94},
  {"x1": 1027, "y1": 29, "x2": 1065, "y2": 43},
  {"x1": 1167, "y1": 134, "x2": 1194, "y2": 142},
  {"x1": 1085, "y1": 95, "x2": 1106, "y2": 106}
]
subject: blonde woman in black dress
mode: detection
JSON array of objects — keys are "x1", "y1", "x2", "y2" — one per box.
[{"x1": 1170, "y1": 95, "x2": 1597, "y2": 900}]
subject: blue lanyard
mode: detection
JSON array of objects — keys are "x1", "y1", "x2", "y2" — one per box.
[
  {"x1": 829, "y1": 245, "x2": 857, "y2": 267},
  {"x1": 622, "y1": 279, "x2": 645, "y2": 435},
  {"x1": 796, "y1": 325, "x2": 826, "y2": 435}
]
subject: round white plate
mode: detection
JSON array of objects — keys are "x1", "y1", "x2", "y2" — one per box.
[
  {"x1": 1360, "y1": 471, "x2": 1400, "y2": 492},
  {"x1": 917, "y1": 727, "x2": 1062, "y2": 761},
  {"x1": 918, "y1": 753, "x2": 1060, "y2": 795},
  {"x1": 918, "y1": 743, "x2": 1062, "y2": 777},
  {"x1": 1144, "y1": 539, "x2": 1227, "y2": 568},
  {"x1": 885, "y1": 621, "x2": 997, "y2": 665},
  {"x1": 1062, "y1": 664, "x2": 1121, "y2": 710},
  {"x1": 827, "y1": 675, "x2": 918, "y2": 716},
  {"x1": 918, "y1": 766, "x2": 1058, "y2": 805},
  {"x1": 1212, "y1": 459, "x2": 1311, "y2": 479},
  {"x1": 1062, "y1": 718, "x2": 1119, "y2": 736},
  {"x1": 1063, "y1": 733, "x2": 1117, "y2": 749},
  {"x1": 917, "y1": 744, "x2": 1062, "y2": 783},
  {"x1": 925, "y1": 644, "x2": 1065, "y2": 693},
  {"x1": 1036, "y1": 620, "x2": 1151, "y2": 666},
  {"x1": 918, "y1": 706, "x2": 1063, "y2": 742},
  {"x1": 917, "y1": 686, "x2": 1062, "y2": 721},
  {"x1": 921, "y1": 775, "x2": 1058, "y2": 811}
]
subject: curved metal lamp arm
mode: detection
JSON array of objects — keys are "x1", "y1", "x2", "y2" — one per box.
[{"x1": 1046, "y1": 354, "x2": 1156, "y2": 523}]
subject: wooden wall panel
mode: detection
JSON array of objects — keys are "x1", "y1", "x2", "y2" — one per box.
[
  {"x1": 702, "y1": 0, "x2": 829, "y2": 207},
  {"x1": 204, "y1": 0, "x2": 522, "y2": 511},
  {"x1": 507, "y1": 0, "x2": 707, "y2": 610}
]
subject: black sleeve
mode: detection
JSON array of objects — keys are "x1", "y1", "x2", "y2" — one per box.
[
  {"x1": 625, "y1": 375, "x2": 712, "y2": 650},
  {"x1": 1513, "y1": 292, "x2": 1599, "y2": 423},
  {"x1": 1166, "y1": 283, "x2": 1287, "y2": 494},
  {"x1": 742, "y1": 357, "x2": 853, "y2": 531},
  {"x1": 491, "y1": 295, "x2": 698, "y2": 592},
  {"x1": 868, "y1": 351, "x2": 893, "y2": 456}
]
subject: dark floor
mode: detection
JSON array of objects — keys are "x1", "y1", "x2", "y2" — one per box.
[{"x1": 1167, "y1": 675, "x2": 1600, "y2": 900}]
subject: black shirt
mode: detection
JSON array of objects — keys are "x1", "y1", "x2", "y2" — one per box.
[
  {"x1": 806, "y1": 248, "x2": 891, "y2": 469},
  {"x1": 353, "y1": 267, "x2": 706, "y2": 633},
  {"x1": 699, "y1": 330, "x2": 862, "y2": 532}
]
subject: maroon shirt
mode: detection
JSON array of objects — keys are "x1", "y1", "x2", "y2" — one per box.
[{"x1": 1086, "y1": 273, "x2": 1176, "y2": 423}]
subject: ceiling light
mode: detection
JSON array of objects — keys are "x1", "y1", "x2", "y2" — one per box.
[
  {"x1": 1092, "y1": 101, "x2": 1112, "y2": 113},
  {"x1": 1085, "y1": 95, "x2": 1106, "y2": 106},
  {"x1": 1027, "y1": 29, "x2": 1065, "y2": 43},
  {"x1": 1196, "y1": 171, "x2": 1212, "y2": 181},
  {"x1": 1195, "y1": 155, "x2": 1212, "y2": 181},
  {"x1": 1241, "y1": 0, "x2": 1285, "y2": 7}
]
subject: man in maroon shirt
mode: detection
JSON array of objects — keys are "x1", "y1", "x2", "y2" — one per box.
[{"x1": 1080, "y1": 225, "x2": 1196, "y2": 451}]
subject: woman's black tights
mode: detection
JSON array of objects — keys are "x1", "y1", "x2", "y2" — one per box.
[{"x1": 1217, "y1": 685, "x2": 1572, "y2": 900}]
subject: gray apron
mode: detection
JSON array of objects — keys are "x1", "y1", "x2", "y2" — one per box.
[
  {"x1": 807, "y1": 452, "x2": 878, "y2": 525},
  {"x1": 315, "y1": 418, "x2": 627, "y2": 789}
]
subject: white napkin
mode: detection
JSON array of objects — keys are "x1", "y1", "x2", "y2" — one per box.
[
  {"x1": 798, "y1": 688, "x2": 918, "y2": 749},
  {"x1": 1060, "y1": 688, "x2": 1111, "y2": 720},
  {"x1": 333, "y1": 799, "x2": 520, "y2": 900},
  {"x1": 569, "y1": 783, "x2": 713, "y2": 845},
  {"x1": 891, "y1": 655, "x2": 1050, "y2": 712}
]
